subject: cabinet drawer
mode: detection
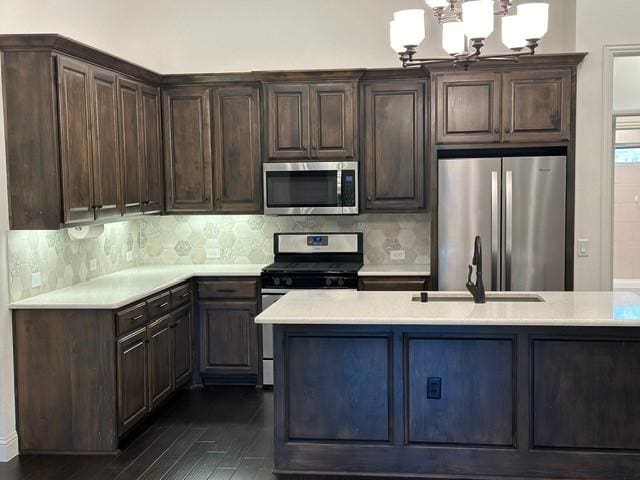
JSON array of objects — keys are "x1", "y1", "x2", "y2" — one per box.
[
  {"x1": 147, "y1": 291, "x2": 171, "y2": 319},
  {"x1": 116, "y1": 302, "x2": 148, "y2": 336},
  {"x1": 198, "y1": 280, "x2": 258, "y2": 300},
  {"x1": 171, "y1": 283, "x2": 193, "y2": 309}
]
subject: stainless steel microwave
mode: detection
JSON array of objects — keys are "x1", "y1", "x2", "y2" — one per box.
[{"x1": 263, "y1": 161, "x2": 358, "y2": 215}]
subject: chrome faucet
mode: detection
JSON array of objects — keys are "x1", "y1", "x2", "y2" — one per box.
[{"x1": 466, "y1": 236, "x2": 486, "y2": 304}]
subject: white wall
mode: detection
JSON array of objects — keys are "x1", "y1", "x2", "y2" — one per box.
[
  {"x1": 614, "y1": 56, "x2": 640, "y2": 113},
  {"x1": 574, "y1": 0, "x2": 640, "y2": 290},
  {"x1": 0, "y1": 0, "x2": 576, "y2": 461}
]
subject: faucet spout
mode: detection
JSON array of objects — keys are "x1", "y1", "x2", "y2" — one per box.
[{"x1": 466, "y1": 236, "x2": 486, "y2": 304}]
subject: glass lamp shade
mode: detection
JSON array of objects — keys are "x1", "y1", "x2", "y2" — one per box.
[
  {"x1": 501, "y1": 15, "x2": 527, "y2": 50},
  {"x1": 518, "y1": 2, "x2": 549, "y2": 40},
  {"x1": 462, "y1": 0, "x2": 494, "y2": 40},
  {"x1": 390, "y1": 20, "x2": 405, "y2": 53},
  {"x1": 442, "y1": 21, "x2": 466, "y2": 55},
  {"x1": 392, "y1": 9, "x2": 426, "y2": 47},
  {"x1": 425, "y1": 0, "x2": 449, "y2": 8}
]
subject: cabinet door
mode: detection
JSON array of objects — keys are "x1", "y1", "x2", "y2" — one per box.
[
  {"x1": 57, "y1": 56, "x2": 95, "y2": 224},
  {"x1": 266, "y1": 83, "x2": 310, "y2": 159},
  {"x1": 117, "y1": 327, "x2": 148, "y2": 436},
  {"x1": 140, "y1": 85, "x2": 163, "y2": 214},
  {"x1": 309, "y1": 82, "x2": 356, "y2": 159},
  {"x1": 502, "y1": 69, "x2": 572, "y2": 143},
  {"x1": 148, "y1": 315, "x2": 173, "y2": 411},
  {"x1": 172, "y1": 304, "x2": 193, "y2": 388},
  {"x1": 198, "y1": 301, "x2": 259, "y2": 376},
  {"x1": 435, "y1": 72, "x2": 501, "y2": 144},
  {"x1": 162, "y1": 87, "x2": 213, "y2": 212},
  {"x1": 117, "y1": 78, "x2": 143, "y2": 216},
  {"x1": 363, "y1": 80, "x2": 426, "y2": 212},
  {"x1": 211, "y1": 85, "x2": 262, "y2": 213},
  {"x1": 89, "y1": 67, "x2": 122, "y2": 220}
]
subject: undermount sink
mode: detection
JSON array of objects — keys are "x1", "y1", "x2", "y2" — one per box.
[{"x1": 412, "y1": 293, "x2": 545, "y2": 303}]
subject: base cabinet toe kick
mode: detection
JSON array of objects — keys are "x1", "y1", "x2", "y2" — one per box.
[{"x1": 273, "y1": 324, "x2": 640, "y2": 480}]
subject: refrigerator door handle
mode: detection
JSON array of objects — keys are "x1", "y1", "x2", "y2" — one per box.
[
  {"x1": 491, "y1": 171, "x2": 499, "y2": 291},
  {"x1": 505, "y1": 170, "x2": 513, "y2": 291}
]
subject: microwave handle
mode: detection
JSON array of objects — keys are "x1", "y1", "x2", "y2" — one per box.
[{"x1": 336, "y1": 170, "x2": 343, "y2": 208}]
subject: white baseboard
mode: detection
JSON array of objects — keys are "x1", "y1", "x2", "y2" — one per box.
[
  {"x1": 613, "y1": 278, "x2": 640, "y2": 290},
  {"x1": 0, "y1": 431, "x2": 18, "y2": 462}
]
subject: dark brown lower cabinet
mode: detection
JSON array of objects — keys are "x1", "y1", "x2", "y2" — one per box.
[
  {"x1": 172, "y1": 304, "x2": 193, "y2": 388},
  {"x1": 147, "y1": 315, "x2": 173, "y2": 411},
  {"x1": 198, "y1": 301, "x2": 260, "y2": 381},
  {"x1": 117, "y1": 327, "x2": 149, "y2": 436}
]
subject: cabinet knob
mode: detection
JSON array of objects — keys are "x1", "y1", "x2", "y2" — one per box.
[
  {"x1": 494, "y1": 128, "x2": 500, "y2": 134},
  {"x1": 367, "y1": 195, "x2": 372, "y2": 202},
  {"x1": 504, "y1": 127, "x2": 511, "y2": 134}
]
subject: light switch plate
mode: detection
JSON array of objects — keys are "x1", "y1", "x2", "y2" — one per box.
[
  {"x1": 126, "y1": 251, "x2": 134, "y2": 263},
  {"x1": 31, "y1": 272, "x2": 42, "y2": 288},
  {"x1": 89, "y1": 258, "x2": 97, "y2": 272},
  {"x1": 390, "y1": 250, "x2": 406, "y2": 261},
  {"x1": 206, "y1": 248, "x2": 221, "y2": 259},
  {"x1": 577, "y1": 239, "x2": 589, "y2": 257}
]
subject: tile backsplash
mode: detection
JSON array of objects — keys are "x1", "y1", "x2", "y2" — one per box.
[{"x1": 8, "y1": 214, "x2": 430, "y2": 302}]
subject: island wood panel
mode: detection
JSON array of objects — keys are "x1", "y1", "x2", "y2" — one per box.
[
  {"x1": 265, "y1": 83, "x2": 310, "y2": 159},
  {"x1": 435, "y1": 72, "x2": 501, "y2": 144},
  {"x1": 2, "y1": 50, "x2": 62, "y2": 229},
  {"x1": 211, "y1": 84, "x2": 262, "y2": 212},
  {"x1": 89, "y1": 67, "x2": 121, "y2": 220},
  {"x1": 147, "y1": 315, "x2": 173, "y2": 411},
  {"x1": 532, "y1": 338, "x2": 640, "y2": 450},
  {"x1": 406, "y1": 337, "x2": 515, "y2": 446},
  {"x1": 117, "y1": 77, "x2": 143, "y2": 216},
  {"x1": 502, "y1": 70, "x2": 572, "y2": 143},
  {"x1": 309, "y1": 82, "x2": 356, "y2": 159},
  {"x1": 162, "y1": 87, "x2": 213, "y2": 212},
  {"x1": 14, "y1": 309, "x2": 117, "y2": 453},
  {"x1": 362, "y1": 80, "x2": 426, "y2": 211},
  {"x1": 285, "y1": 334, "x2": 391, "y2": 442},
  {"x1": 140, "y1": 85, "x2": 163, "y2": 214},
  {"x1": 57, "y1": 55, "x2": 95, "y2": 224}
]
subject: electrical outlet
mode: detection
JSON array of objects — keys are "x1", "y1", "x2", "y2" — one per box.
[
  {"x1": 577, "y1": 239, "x2": 589, "y2": 258},
  {"x1": 31, "y1": 272, "x2": 42, "y2": 288},
  {"x1": 427, "y1": 377, "x2": 442, "y2": 400},
  {"x1": 126, "y1": 251, "x2": 134, "y2": 263},
  {"x1": 390, "y1": 250, "x2": 406, "y2": 261},
  {"x1": 206, "y1": 248, "x2": 221, "y2": 259},
  {"x1": 89, "y1": 258, "x2": 97, "y2": 272}
]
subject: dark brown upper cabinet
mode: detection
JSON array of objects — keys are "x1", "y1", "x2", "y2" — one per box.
[
  {"x1": 435, "y1": 72, "x2": 501, "y2": 145},
  {"x1": 163, "y1": 87, "x2": 214, "y2": 213},
  {"x1": 266, "y1": 81, "x2": 357, "y2": 160},
  {"x1": 211, "y1": 84, "x2": 262, "y2": 213},
  {"x1": 117, "y1": 78, "x2": 144, "y2": 216},
  {"x1": 362, "y1": 80, "x2": 426, "y2": 212},
  {"x1": 89, "y1": 67, "x2": 122, "y2": 221},
  {"x1": 502, "y1": 69, "x2": 572, "y2": 143},
  {"x1": 57, "y1": 56, "x2": 95, "y2": 224},
  {"x1": 435, "y1": 69, "x2": 573, "y2": 145},
  {"x1": 140, "y1": 85, "x2": 163, "y2": 214}
]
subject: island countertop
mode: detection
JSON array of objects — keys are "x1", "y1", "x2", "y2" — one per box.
[{"x1": 255, "y1": 290, "x2": 640, "y2": 327}]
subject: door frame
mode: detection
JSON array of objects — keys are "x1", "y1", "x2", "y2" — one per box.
[{"x1": 600, "y1": 45, "x2": 640, "y2": 290}]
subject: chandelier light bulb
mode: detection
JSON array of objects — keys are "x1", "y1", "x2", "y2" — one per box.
[
  {"x1": 518, "y1": 2, "x2": 549, "y2": 40},
  {"x1": 462, "y1": 0, "x2": 494, "y2": 40},
  {"x1": 501, "y1": 15, "x2": 527, "y2": 50},
  {"x1": 425, "y1": 0, "x2": 449, "y2": 8},
  {"x1": 392, "y1": 9, "x2": 426, "y2": 47},
  {"x1": 442, "y1": 21, "x2": 466, "y2": 55}
]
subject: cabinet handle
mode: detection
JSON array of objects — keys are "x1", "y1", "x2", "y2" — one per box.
[
  {"x1": 214, "y1": 289, "x2": 236, "y2": 293},
  {"x1": 158, "y1": 302, "x2": 169, "y2": 308},
  {"x1": 180, "y1": 292, "x2": 191, "y2": 298},
  {"x1": 132, "y1": 314, "x2": 145, "y2": 321}
]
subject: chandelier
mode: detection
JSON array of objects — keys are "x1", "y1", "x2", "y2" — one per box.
[{"x1": 390, "y1": 0, "x2": 550, "y2": 69}]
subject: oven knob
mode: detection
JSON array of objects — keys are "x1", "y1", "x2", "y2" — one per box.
[
  {"x1": 273, "y1": 277, "x2": 281, "y2": 286},
  {"x1": 338, "y1": 278, "x2": 345, "y2": 286},
  {"x1": 325, "y1": 278, "x2": 333, "y2": 287},
  {"x1": 285, "y1": 277, "x2": 293, "y2": 286}
]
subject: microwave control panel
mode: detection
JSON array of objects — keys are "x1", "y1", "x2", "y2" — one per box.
[{"x1": 341, "y1": 170, "x2": 357, "y2": 207}]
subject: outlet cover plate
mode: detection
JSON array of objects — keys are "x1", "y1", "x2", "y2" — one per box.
[
  {"x1": 390, "y1": 250, "x2": 406, "y2": 261},
  {"x1": 577, "y1": 239, "x2": 589, "y2": 258},
  {"x1": 89, "y1": 258, "x2": 97, "y2": 272},
  {"x1": 126, "y1": 251, "x2": 133, "y2": 263},
  {"x1": 206, "y1": 248, "x2": 221, "y2": 259},
  {"x1": 31, "y1": 272, "x2": 42, "y2": 288}
]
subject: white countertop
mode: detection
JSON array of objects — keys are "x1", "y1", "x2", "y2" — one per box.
[
  {"x1": 255, "y1": 290, "x2": 640, "y2": 327},
  {"x1": 9, "y1": 264, "x2": 266, "y2": 310},
  {"x1": 358, "y1": 264, "x2": 430, "y2": 276}
]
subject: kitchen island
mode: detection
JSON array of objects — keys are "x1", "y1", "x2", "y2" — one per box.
[{"x1": 255, "y1": 290, "x2": 640, "y2": 480}]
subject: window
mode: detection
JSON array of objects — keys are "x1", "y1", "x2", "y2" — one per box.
[{"x1": 615, "y1": 147, "x2": 640, "y2": 164}]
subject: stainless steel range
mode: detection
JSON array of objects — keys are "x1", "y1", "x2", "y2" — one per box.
[{"x1": 260, "y1": 232, "x2": 363, "y2": 385}]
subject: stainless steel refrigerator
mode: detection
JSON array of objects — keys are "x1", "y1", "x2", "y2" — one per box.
[{"x1": 438, "y1": 156, "x2": 566, "y2": 291}]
